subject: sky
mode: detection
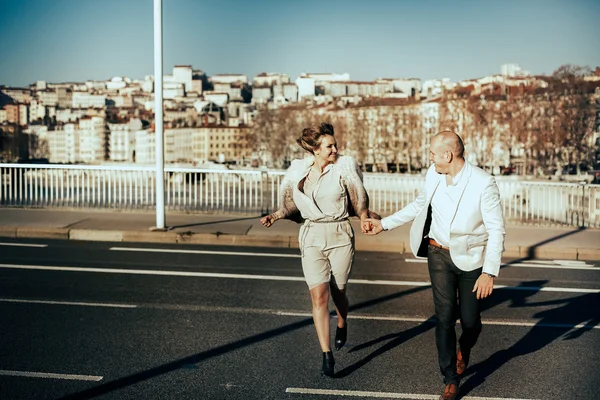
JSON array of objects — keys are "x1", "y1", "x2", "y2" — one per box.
[{"x1": 0, "y1": 0, "x2": 599, "y2": 87}]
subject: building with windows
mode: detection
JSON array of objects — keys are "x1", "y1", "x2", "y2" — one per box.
[
  {"x1": 46, "y1": 123, "x2": 79, "y2": 163},
  {"x1": 72, "y1": 92, "x2": 106, "y2": 108},
  {"x1": 109, "y1": 119, "x2": 142, "y2": 162},
  {"x1": 78, "y1": 116, "x2": 107, "y2": 163}
]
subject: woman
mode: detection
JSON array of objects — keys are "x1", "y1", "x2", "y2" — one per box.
[{"x1": 260, "y1": 122, "x2": 376, "y2": 377}]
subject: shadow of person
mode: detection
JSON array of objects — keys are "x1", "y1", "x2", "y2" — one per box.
[
  {"x1": 168, "y1": 216, "x2": 260, "y2": 230},
  {"x1": 459, "y1": 290, "x2": 600, "y2": 398},
  {"x1": 478, "y1": 279, "x2": 549, "y2": 313},
  {"x1": 337, "y1": 280, "x2": 553, "y2": 379},
  {"x1": 334, "y1": 315, "x2": 437, "y2": 378}
]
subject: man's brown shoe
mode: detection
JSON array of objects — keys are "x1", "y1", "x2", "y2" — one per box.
[
  {"x1": 456, "y1": 349, "x2": 467, "y2": 375},
  {"x1": 439, "y1": 383, "x2": 459, "y2": 400}
]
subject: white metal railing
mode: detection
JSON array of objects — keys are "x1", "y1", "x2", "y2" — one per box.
[{"x1": 1, "y1": 164, "x2": 599, "y2": 228}]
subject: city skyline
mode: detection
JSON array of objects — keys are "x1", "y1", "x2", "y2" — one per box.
[{"x1": 1, "y1": 0, "x2": 599, "y2": 87}]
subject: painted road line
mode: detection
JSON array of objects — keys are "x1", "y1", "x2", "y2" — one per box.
[
  {"x1": 286, "y1": 387, "x2": 538, "y2": 400},
  {"x1": 0, "y1": 297, "x2": 596, "y2": 331},
  {"x1": 551, "y1": 260, "x2": 593, "y2": 265},
  {"x1": 0, "y1": 242, "x2": 48, "y2": 248},
  {"x1": 276, "y1": 312, "x2": 600, "y2": 330},
  {"x1": 0, "y1": 263, "x2": 306, "y2": 282},
  {"x1": 110, "y1": 247, "x2": 301, "y2": 258},
  {"x1": 0, "y1": 264, "x2": 598, "y2": 294},
  {"x1": 507, "y1": 263, "x2": 599, "y2": 270},
  {"x1": 0, "y1": 298, "x2": 136, "y2": 308},
  {"x1": 0, "y1": 370, "x2": 102, "y2": 381},
  {"x1": 408, "y1": 258, "x2": 599, "y2": 270},
  {"x1": 493, "y1": 284, "x2": 600, "y2": 293}
]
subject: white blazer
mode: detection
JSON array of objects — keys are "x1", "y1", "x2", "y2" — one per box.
[{"x1": 381, "y1": 162, "x2": 505, "y2": 276}]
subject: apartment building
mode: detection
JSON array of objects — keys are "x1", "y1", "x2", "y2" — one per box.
[
  {"x1": 29, "y1": 100, "x2": 46, "y2": 121},
  {"x1": 253, "y1": 73, "x2": 290, "y2": 87},
  {"x1": 202, "y1": 126, "x2": 252, "y2": 163},
  {"x1": 4, "y1": 104, "x2": 20, "y2": 124},
  {"x1": 295, "y1": 76, "x2": 315, "y2": 100},
  {"x1": 78, "y1": 116, "x2": 107, "y2": 163},
  {"x1": 18, "y1": 104, "x2": 29, "y2": 126},
  {"x1": 46, "y1": 123, "x2": 79, "y2": 163},
  {"x1": 109, "y1": 119, "x2": 142, "y2": 162},
  {"x1": 211, "y1": 74, "x2": 248, "y2": 85},
  {"x1": 172, "y1": 65, "x2": 193, "y2": 93},
  {"x1": 72, "y1": 92, "x2": 106, "y2": 108},
  {"x1": 1, "y1": 88, "x2": 32, "y2": 104},
  {"x1": 134, "y1": 125, "x2": 251, "y2": 165},
  {"x1": 252, "y1": 87, "x2": 271, "y2": 104},
  {"x1": 37, "y1": 90, "x2": 59, "y2": 106},
  {"x1": 282, "y1": 83, "x2": 298, "y2": 103}
]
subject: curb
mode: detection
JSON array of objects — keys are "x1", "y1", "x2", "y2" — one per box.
[
  {"x1": 17, "y1": 227, "x2": 70, "y2": 240},
  {"x1": 0, "y1": 227, "x2": 598, "y2": 260},
  {"x1": 0, "y1": 226, "x2": 17, "y2": 238}
]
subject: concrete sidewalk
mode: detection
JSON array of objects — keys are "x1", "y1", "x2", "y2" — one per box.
[{"x1": 0, "y1": 208, "x2": 599, "y2": 260}]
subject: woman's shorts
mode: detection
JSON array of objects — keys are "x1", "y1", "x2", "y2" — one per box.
[{"x1": 298, "y1": 220, "x2": 355, "y2": 290}]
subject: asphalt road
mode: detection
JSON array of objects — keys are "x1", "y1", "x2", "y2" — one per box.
[{"x1": 0, "y1": 239, "x2": 598, "y2": 400}]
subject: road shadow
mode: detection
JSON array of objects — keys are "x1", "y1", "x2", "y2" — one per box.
[
  {"x1": 56, "y1": 285, "x2": 431, "y2": 399},
  {"x1": 459, "y1": 289, "x2": 600, "y2": 398},
  {"x1": 335, "y1": 315, "x2": 437, "y2": 378},
  {"x1": 503, "y1": 226, "x2": 587, "y2": 267},
  {"x1": 336, "y1": 279, "x2": 551, "y2": 379},
  {"x1": 168, "y1": 216, "x2": 260, "y2": 230}
]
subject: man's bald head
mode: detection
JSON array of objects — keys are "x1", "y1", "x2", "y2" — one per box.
[{"x1": 432, "y1": 130, "x2": 464, "y2": 159}]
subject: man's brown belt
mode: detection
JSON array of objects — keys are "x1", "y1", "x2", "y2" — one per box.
[{"x1": 429, "y1": 238, "x2": 450, "y2": 251}]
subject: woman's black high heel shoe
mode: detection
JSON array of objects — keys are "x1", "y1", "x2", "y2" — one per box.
[
  {"x1": 334, "y1": 324, "x2": 347, "y2": 350},
  {"x1": 321, "y1": 351, "x2": 335, "y2": 377}
]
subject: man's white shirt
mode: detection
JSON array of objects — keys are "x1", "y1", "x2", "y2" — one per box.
[{"x1": 429, "y1": 162, "x2": 469, "y2": 248}]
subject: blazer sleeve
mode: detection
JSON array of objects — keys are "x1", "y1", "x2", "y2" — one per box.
[
  {"x1": 480, "y1": 176, "x2": 506, "y2": 276},
  {"x1": 380, "y1": 167, "x2": 433, "y2": 230},
  {"x1": 339, "y1": 156, "x2": 369, "y2": 219}
]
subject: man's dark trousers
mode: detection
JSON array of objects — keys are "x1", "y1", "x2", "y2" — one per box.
[{"x1": 427, "y1": 245, "x2": 483, "y2": 385}]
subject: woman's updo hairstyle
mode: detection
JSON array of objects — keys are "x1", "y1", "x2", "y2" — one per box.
[{"x1": 297, "y1": 122, "x2": 335, "y2": 154}]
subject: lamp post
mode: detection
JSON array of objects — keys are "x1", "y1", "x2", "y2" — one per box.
[{"x1": 153, "y1": 0, "x2": 165, "y2": 229}]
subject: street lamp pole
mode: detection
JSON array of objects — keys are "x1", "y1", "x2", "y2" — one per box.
[{"x1": 153, "y1": 0, "x2": 165, "y2": 229}]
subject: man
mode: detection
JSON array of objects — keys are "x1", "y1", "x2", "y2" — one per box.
[{"x1": 364, "y1": 130, "x2": 505, "y2": 400}]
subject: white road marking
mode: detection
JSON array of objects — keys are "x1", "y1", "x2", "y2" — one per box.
[
  {"x1": 277, "y1": 312, "x2": 600, "y2": 330},
  {"x1": 0, "y1": 242, "x2": 47, "y2": 248},
  {"x1": 551, "y1": 260, "x2": 591, "y2": 265},
  {"x1": 0, "y1": 295, "x2": 596, "y2": 331},
  {"x1": 505, "y1": 263, "x2": 598, "y2": 271},
  {"x1": 110, "y1": 246, "x2": 300, "y2": 258},
  {"x1": 408, "y1": 258, "x2": 599, "y2": 270},
  {"x1": 0, "y1": 298, "x2": 136, "y2": 308},
  {"x1": 286, "y1": 387, "x2": 538, "y2": 400},
  {"x1": 493, "y1": 284, "x2": 599, "y2": 293},
  {"x1": 0, "y1": 263, "x2": 598, "y2": 293},
  {"x1": 0, "y1": 263, "x2": 306, "y2": 281},
  {"x1": 0, "y1": 369, "x2": 102, "y2": 381}
]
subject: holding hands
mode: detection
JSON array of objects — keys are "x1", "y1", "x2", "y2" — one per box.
[{"x1": 362, "y1": 217, "x2": 384, "y2": 235}]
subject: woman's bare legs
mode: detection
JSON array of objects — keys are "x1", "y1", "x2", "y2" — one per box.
[
  {"x1": 310, "y1": 282, "x2": 331, "y2": 352},
  {"x1": 329, "y1": 282, "x2": 348, "y2": 329}
]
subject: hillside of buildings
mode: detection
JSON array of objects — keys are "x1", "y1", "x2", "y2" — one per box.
[{"x1": 1, "y1": 63, "x2": 599, "y2": 179}]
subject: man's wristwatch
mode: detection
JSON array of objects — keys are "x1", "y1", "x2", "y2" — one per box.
[{"x1": 484, "y1": 272, "x2": 496, "y2": 278}]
